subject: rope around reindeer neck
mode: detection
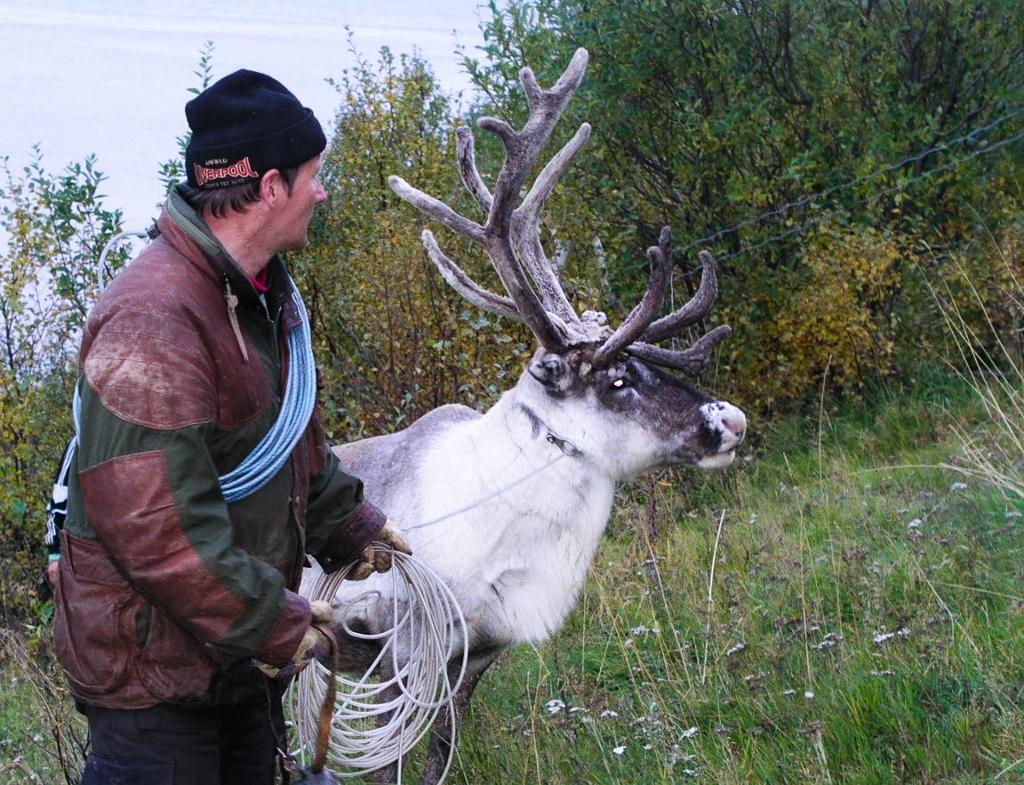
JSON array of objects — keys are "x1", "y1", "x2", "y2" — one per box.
[{"x1": 289, "y1": 548, "x2": 469, "y2": 782}]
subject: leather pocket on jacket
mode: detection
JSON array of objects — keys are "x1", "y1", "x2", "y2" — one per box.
[
  {"x1": 52, "y1": 533, "x2": 135, "y2": 696},
  {"x1": 136, "y1": 605, "x2": 218, "y2": 704}
]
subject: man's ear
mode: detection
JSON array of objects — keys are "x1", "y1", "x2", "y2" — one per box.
[
  {"x1": 527, "y1": 352, "x2": 575, "y2": 393},
  {"x1": 259, "y1": 169, "x2": 284, "y2": 205}
]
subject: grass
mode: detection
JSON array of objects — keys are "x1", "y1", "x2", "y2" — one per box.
[
  {"x1": 0, "y1": 627, "x2": 86, "y2": 783},
  {"x1": 2, "y1": 368, "x2": 1021, "y2": 784}
]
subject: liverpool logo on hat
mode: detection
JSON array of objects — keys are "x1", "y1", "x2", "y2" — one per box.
[{"x1": 194, "y1": 157, "x2": 260, "y2": 187}]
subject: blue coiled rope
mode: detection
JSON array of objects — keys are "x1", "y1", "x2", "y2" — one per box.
[
  {"x1": 219, "y1": 277, "x2": 317, "y2": 502},
  {"x1": 73, "y1": 275, "x2": 317, "y2": 505}
]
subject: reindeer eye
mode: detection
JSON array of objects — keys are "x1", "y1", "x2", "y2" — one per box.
[{"x1": 612, "y1": 378, "x2": 627, "y2": 389}]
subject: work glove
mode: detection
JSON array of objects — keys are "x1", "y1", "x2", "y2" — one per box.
[
  {"x1": 256, "y1": 600, "x2": 334, "y2": 679},
  {"x1": 346, "y1": 519, "x2": 413, "y2": 581}
]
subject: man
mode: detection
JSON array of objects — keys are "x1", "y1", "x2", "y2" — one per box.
[{"x1": 52, "y1": 69, "x2": 409, "y2": 784}]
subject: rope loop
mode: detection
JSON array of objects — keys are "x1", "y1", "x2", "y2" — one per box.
[
  {"x1": 219, "y1": 278, "x2": 316, "y2": 502},
  {"x1": 289, "y1": 548, "x2": 468, "y2": 782}
]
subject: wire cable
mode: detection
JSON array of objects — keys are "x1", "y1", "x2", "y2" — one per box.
[
  {"x1": 615, "y1": 106, "x2": 1024, "y2": 280},
  {"x1": 675, "y1": 105, "x2": 1024, "y2": 259}
]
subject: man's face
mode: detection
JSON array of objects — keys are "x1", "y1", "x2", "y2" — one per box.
[{"x1": 275, "y1": 155, "x2": 327, "y2": 253}]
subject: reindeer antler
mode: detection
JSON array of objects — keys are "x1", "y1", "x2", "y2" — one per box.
[
  {"x1": 389, "y1": 47, "x2": 731, "y2": 375},
  {"x1": 389, "y1": 49, "x2": 592, "y2": 352}
]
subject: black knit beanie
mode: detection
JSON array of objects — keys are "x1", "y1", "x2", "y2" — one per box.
[{"x1": 184, "y1": 69, "x2": 327, "y2": 190}]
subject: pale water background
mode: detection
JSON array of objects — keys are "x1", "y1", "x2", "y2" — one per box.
[{"x1": 1, "y1": 0, "x2": 487, "y2": 229}]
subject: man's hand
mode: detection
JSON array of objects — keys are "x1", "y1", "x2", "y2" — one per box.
[
  {"x1": 256, "y1": 600, "x2": 334, "y2": 679},
  {"x1": 346, "y1": 520, "x2": 413, "y2": 581}
]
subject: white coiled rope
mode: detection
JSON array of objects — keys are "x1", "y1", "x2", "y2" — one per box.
[{"x1": 289, "y1": 548, "x2": 469, "y2": 783}]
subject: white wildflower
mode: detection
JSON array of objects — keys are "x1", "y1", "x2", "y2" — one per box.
[
  {"x1": 815, "y1": 632, "x2": 842, "y2": 650},
  {"x1": 873, "y1": 626, "x2": 910, "y2": 645},
  {"x1": 804, "y1": 690, "x2": 815, "y2": 700},
  {"x1": 950, "y1": 482, "x2": 968, "y2": 492},
  {"x1": 669, "y1": 746, "x2": 697, "y2": 765},
  {"x1": 612, "y1": 745, "x2": 626, "y2": 756},
  {"x1": 643, "y1": 744, "x2": 653, "y2": 751},
  {"x1": 545, "y1": 699, "x2": 565, "y2": 716},
  {"x1": 782, "y1": 689, "x2": 797, "y2": 697},
  {"x1": 680, "y1": 726, "x2": 699, "y2": 739},
  {"x1": 906, "y1": 518, "x2": 922, "y2": 530},
  {"x1": 600, "y1": 709, "x2": 619, "y2": 719},
  {"x1": 725, "y1": 642, "x2": 746, "y2": 656}
]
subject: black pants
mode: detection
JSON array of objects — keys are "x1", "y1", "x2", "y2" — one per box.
[{"x1": 80, "y1": 698, "x2": 276, "y2": 785}]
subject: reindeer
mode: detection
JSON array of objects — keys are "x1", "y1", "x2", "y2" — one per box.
[{"x1": 323, "y1": 48, "x2": 746, "y2": 784}]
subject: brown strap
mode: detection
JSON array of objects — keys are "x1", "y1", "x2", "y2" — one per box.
[
  {"x1": 310, "y1": 624, "x2": 340, "y2": 774},
  {"x1": 265, "y1": 625, "x2": 340, "y2": 782}
]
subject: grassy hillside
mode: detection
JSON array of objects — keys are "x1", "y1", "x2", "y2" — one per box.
[
  {"x1": 2, "y1": 367, "x2": 1022, "y2": 784},
  {"x1": 450, "y1": 367, "x2": 1024, "y2": 784}
]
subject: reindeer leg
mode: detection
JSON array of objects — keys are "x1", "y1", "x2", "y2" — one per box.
[{"x1": 418, "y1": 649, "x2": 504, "y2": 785}]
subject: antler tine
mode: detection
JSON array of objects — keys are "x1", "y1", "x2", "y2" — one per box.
[
  {"x1": 511, "y1": 121, "x2": 592, "y2": 324},
  {"x1": 592, "y1": 226, "x2": 672, "y2": 367},
  {"x1": 421, "y1": 230, "x2": 522, "y2": 323},
  {"x1": 518, "y1": 123, "x2": 591, "y2": 218},
  {"x1": 481, "y1": 48, "x2": 590, "y2": 237},
  {"x1": 533, "y1": 47, "x2": 589, "y2": 108},
  {"x1": 388, "y1": 175, "x2": 486, "y2": 243},
  {"x1": 519, "y1": 67, "x2": 543, "y2": 111},
  {"x1": 455, "y1": 127, "x2": 492, "y2": 214},
  {"x1": 389, "y1": 186, "x2": 569, "y2": 353},
  {"x1": 641, "y1": 250, "x2": 719, "y2": 344},
  {"x1": 626, "y1": 325, "x2": 733, "y2": 376}
]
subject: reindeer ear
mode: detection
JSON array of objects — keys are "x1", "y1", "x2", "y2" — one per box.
[{"x1": 528, "y1": 352, "x2": 574, "y2": 392}]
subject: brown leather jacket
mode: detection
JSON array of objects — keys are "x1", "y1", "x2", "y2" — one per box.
[{"x1": 53, "y1": 189, "x2": 384, "y2": 709}]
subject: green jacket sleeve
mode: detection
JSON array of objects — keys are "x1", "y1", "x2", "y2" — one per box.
[{"x1": 302, "y1": 413, "x2": 386, "y2": 573}]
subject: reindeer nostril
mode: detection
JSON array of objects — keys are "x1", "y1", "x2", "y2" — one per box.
[{"x1": 721, "y1": 415, "x2": 746, "y2": 440}]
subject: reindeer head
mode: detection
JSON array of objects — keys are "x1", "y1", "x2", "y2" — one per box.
[{"x1": 389, "y1": 49, "x2": 746, "y2": 481}]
